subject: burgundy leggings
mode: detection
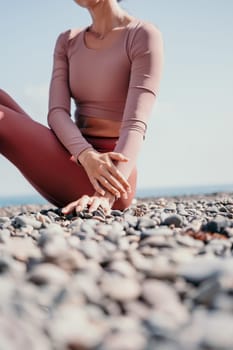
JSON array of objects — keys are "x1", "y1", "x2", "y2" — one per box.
[{"x1": 0, "y1": 89, "x2": 137, "y2": 210}]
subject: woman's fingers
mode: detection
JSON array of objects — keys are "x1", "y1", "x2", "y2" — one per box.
[
  {"x1": 107, "y1": 153, "x2": 131, "y2": 192},
  {"x1": 88, "y1": 197, "x2": 102, "y2": 212},
  {"x1": 108, "y1": 152, "x2": 129, "y2": 162},
  {"x1": 91, "y1": 178, "x2": 105, "y2": 196},
  {"x1": 61, "y1": 195, "x2": 111, "y2": 216},
  {"x1": 89, "y1": 198, "x2": 111, "y2": 215},
  {"x1": 92, "y1": 169, "x2": 129, "y2": 198},
  {"x1": 107, "y1": 164, "x2": 131, "y2": 193},
  {"x1": 61, "y1": 200, "x2": 77, "y2": 214},
  {"x1": 98, "y1": 176, "x2": 123, "y2": 198},
  {"x1": 62, "y1": 195, "x2": 90, "y2": 214},
  {"x1": 100, "y1": 169, "x2": 127, "y2": 196},
  {"x1": 75, "y1": 195, "x2": 90, "y2": 212}
]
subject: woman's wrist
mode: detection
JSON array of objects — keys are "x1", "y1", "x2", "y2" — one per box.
[{"x1": 77, "y1": 147, "x2": 96, "y2": 166}]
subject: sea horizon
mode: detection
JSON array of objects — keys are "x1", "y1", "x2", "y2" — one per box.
[{"x1": 1, "y1": 183, "x2": 233, "y2": 207}]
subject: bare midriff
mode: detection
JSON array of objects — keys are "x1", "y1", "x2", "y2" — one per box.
[{"x1": 76, "y1": 114, "x2": 121, "y2": 138}]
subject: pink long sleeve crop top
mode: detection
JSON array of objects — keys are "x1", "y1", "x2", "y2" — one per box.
[{"x1": 48, "y1": 19, "x2": 164, "y2": 179}]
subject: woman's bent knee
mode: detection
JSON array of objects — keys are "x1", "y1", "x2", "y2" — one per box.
[
  {"x1": 0, "y1": 111, "x2": 5, "y2": 146},
  {"x1": 0, "y1": 109, "x2": 6, "y2": 144},
  {"x1": 0, "y1": 88, "x2": 7, "y2": 99}
]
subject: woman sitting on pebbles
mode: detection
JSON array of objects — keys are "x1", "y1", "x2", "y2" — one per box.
[{"x1": 0, "y1": 0, "x2": 163, "y2": 215}]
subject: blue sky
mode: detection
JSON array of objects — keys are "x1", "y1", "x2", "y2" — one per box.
[{"x1": 0, "y1": 0, "x2": 233, "y2": 196}]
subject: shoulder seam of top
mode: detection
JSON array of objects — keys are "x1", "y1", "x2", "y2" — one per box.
[
  {"x1": 62, "y1": 28, "x2": 84, "y2": 59},
  {"x1": 68, "y1": 28, "x2": 84, "y2": 41}
]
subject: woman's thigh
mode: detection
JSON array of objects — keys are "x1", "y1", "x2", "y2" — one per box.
[
  {"x1": 0, "y1": 103, "x2": 136, "y2": 209},
  {"x1": 0, "y1": 104, "x2": 96, "y2": 207}
]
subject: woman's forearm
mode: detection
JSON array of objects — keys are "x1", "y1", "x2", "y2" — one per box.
[{"x1": 48, "y1": 110, "x2": 93, "y2": 160}]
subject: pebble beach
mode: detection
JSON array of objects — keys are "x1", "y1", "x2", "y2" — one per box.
[{"x1": 1, "y1": 192, "x2": 233, "y2": 350}]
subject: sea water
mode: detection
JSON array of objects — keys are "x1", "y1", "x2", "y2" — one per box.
[{"x1": 1, "y1": 183, "x2": 233, "y2": 207}]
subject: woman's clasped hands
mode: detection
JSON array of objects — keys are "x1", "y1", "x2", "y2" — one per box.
[
  {"x1": 78, "y1": 148, "x2": 131, "y2": 198},
  {"x1": 62, "y1": 148, "x2": 131, "y2": 215}
]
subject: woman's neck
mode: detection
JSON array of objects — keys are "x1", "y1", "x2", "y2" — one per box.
[{"x1": 88, "y1": 1, "x2": 132, "y2": 37}]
